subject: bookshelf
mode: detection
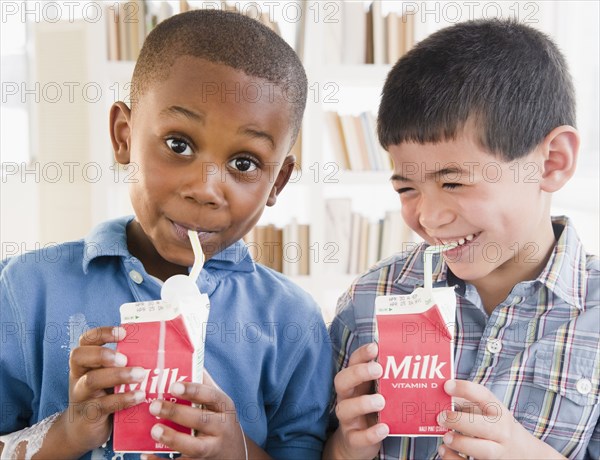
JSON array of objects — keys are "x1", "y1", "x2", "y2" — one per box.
[{"x1": 34, "y1": 0, "x2": 595, "y2": 322}]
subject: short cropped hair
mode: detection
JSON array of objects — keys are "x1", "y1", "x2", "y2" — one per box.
[
  {"x1": 131, "y1": 9, "x2": 307, "y2": 148},
  {"x1": 378, "y1": 19, "x2": 576, "y2": 161}
]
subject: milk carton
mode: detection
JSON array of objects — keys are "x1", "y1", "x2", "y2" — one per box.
[
  {"x1": 375, "y1": 244, "x2": 457, "y2": 436},
  {"x1": 113, "y1": 274, "x2": 210, "y2": 453}
]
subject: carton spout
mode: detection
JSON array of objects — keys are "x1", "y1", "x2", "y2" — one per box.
[{"x1": 161, "y1": 274, "x2": 210, "y2": 350}]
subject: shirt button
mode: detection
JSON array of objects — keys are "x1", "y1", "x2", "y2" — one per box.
[
  {"x1": 576, "y1": 378, "x2": 592, "y2": 395},
  {"x1": 486, "y1": 338, "x2": 502, "y2": 354},
  {"x1": 129, "y1": 270, "x2": 143, "y2": 284}
]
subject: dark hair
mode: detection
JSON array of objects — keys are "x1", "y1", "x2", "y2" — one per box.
[
  {"x1": 131, "y1": 9, "x2": 307, "y2": 148},
  {"x1": 378, "y1": 19, "x2": 576, "y2": 160}
]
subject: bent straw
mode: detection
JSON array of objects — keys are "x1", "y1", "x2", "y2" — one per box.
[
  {"x1": 423, "y1": 243, "x2": 458, "y2": 294},
  {"x1": 188, "y1": 230, "x2": 205, "y2": 282}
]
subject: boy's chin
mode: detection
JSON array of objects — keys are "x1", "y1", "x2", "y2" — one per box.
[{"x1": 444, "y1": 260, "x2": 493, "y2": 282}]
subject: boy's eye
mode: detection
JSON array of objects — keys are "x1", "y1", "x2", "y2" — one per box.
[
  {"x1": 396, "y1": 187, "x2": 413, "y2": 195},
  {"x1": 442, "y1": 183, "x2": 462, "y2": 190},
  {"x1": 166, "y1": 138, "x2": 192, "y2": 156},
  {"x1": 229, "y1": 157, "x2": 258, "y2": 172}
]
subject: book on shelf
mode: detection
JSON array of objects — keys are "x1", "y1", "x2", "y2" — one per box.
[
  {"x1": 386, "y1": 12, "x2": 400, "y2": 65},
  {"x1": 298, "y1": 223, "x2": 310, "y2": 277},
  {"x1": 244, "y1": 221, "x2": 310, "y2": 276},
  {"x1": 352, "y1": 115, "x2": 372, "y2": 171},
  {"x1": 371, "y1": 0, "x2": 386, "y2": 65},
  {"x1": 338, "y1": 114, "x2": 366, "y2": 171},
  {"x1": 326, "y1": 1, "x2": 415, "y2": 65},
  {"x1": 348, "y1": 212, "x2": 362, "y2": 274},
  {"x1": 358, "y1": 215, "x2": 370, "y2": 274},
  {"x1": 342, "y1": 1, "x2": 366, "y2": 65},
  {"x1": 325, "y1": 111, "x2": 392, "y2": 171},
  {"x1": 402, "y1": 11, "x2": 415, "y2": 56},
  {"x1": 325, "y1": 198, "x2": 352, "y2": 274},
  {"x1": 365, "y1": 3, "x2": 373, "y2": 64},
  {"x1": 107, "y1": 5, "x2": 120, "y2": 61},
  {"x1": 290, "y1": 129, "x2": 303, "y2": 171},
  {"x1": 324, "y1": 199, "x2": 416, "y2": 275},
  {"x1": 283, "y1": 220, "x2": 299, "y2": 276},
  {"x1": 117, "y1": 2, "x2": 128, "y2": 61},
  {"x1": 323, "y1": 112, "x2": 350, "y2": 170},
  {"x1": 107, "y1": 0, "x2": 283, "y2": 61},
  {"x1": 294, "y1": 0, "x2": 308, "y2": 63},
  {"x1": 367, "y1": 220, "x2": 381, "y2": 267},
  {"x1": 358, "y1": 112, "x2": 379, "y2": 171}
]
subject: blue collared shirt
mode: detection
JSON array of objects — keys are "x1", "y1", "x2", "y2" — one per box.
[
  {"x1": 329, "y1": 217, "x2": 599, "y2": 459},
  {"x1": 1, "y1": 216, "x2": 333, "y2": 459}
]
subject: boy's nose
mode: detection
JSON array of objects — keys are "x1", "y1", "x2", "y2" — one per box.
[
  {"x1": 181, "y1": 162, "x2": 225, "y2": 208},
  {"x1": 417, "y1": 195, "x2": 455, "y2": 231}
]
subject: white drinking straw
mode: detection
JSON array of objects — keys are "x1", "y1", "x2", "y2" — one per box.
[
  {"x1": 423, "y1": 243, "x2": 458, "y2": 294},
  {"x1": 188, "y1": 230, "x2": 205, "y2": 281}
]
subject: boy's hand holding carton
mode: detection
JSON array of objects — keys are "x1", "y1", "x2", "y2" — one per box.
[
  {"x1": 437, "y1": 380, "x2": 567, "y2": 459},
  {"x1": 66, "y1": 325, "x2": 147, "y2": 455}
]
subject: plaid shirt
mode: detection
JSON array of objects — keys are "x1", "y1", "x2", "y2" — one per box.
[{"x1": 329, "y1": 217, "x2": 599, "y2": 459}]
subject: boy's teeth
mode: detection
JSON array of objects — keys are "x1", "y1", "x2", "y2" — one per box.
[{"x1": 443, "y1": 233, "x2": 476, "y2": 247}]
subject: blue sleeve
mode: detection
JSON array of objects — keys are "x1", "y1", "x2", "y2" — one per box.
[
  {"x1": 0, "y1": 267, "x2": 35, "y2": 434},
  {"x1": 264, "y1": 313, "x2": 334, "y2": 460}
]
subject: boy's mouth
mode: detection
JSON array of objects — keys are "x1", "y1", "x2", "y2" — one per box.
[
  {"x1": 171, "y1": 220, "x2": 216, "y2": 242},
  {"x1": 435, "y1": 232, "x2": 481, "y2": 248}
]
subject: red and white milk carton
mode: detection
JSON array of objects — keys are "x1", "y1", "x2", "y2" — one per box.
[
  {"x1": 114, "y1": 274, "x2": 210, "y2": 453},
  {"x1": 375, "y1": 286, "x2": 456, "y2": 436}
]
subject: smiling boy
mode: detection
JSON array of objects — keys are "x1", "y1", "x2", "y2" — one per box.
[
  {"x1": 324, "y1": 19, "x2": 599, "y2": 460},
  {"x1": 0, "y1": 10, "x2": 332, "y2": 459}
]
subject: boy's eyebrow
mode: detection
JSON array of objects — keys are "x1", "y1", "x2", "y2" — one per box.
[
  {"x1": 238, "y1": 126, "x2": 275, "y2": 150},
  {"x1": 159, "y1": 107, "x2": 275, "y2": 149},
  {"x1": 390, "y1": 173, "x2": 410, "y2": 182},
  {"x1": 390, "y1": 167, "x2": 467, "y2": 182},
  {"x1": 161, "y1": 105, "x2": 205, "y2": 123}
]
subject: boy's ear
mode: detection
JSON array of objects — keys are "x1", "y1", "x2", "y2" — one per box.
[
  {"x1": 110, "y1": 101, "x2": 132, "y2": 165},
  {"x1": 266, "y1": 155, "x2": 296, "y2": 207},
  {"x1": 539, "y1": 125, "x2": 579, "y2": 193}
]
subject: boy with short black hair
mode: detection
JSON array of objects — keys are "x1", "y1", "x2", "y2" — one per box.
[
  {"x1": 324, "y1": 19, "x2": 599, "y2": 459},
  {"x1": 0, "y1": 9, "x2": 332, "y2": 459}
]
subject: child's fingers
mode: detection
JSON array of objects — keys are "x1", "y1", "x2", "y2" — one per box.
[
  {"x1": 437, "y1": 442, "x2": 468, "y2": 460},
  {"x1": 441, "y1": 430, "x2": 500, "y2": 459},
  {"x1": 148, "y1": 400, "x2": 226, "y2": 436},
  {"x1": 78, "y1": 326, "x2": 126, "y2": 346},
  {"x1": 149, "y1": 423, "x2": 218, "y2": 458},
  {"x1": 444, "y1": 380, "x2": 501, "y2": 416},
  {"x1": 334, "y1": 361, "x2": 382, "y2": 401},
  {"x1": 451, "y1": 396, "x2": 484, "y2": 416},
  {"x1": 69, "y1": 346, "x2": 128, "y2": 378},
  {"x1": 438, "y1": 411, "x2": 502, "y2": 442},
  {"x1": 335, "y1": 393, "x2": 385, "y2": 424},
  {"x1": 348, "y1": 343, "x2": 379, "y2": 367},
  {"x1": 71, "y1": 367, "x2": 147, "y2": 398},
  {"x1": 71, "y1": 390, "x2": 146, "y2": 419},
  {"x1": 171, "y1": 382, "x2": 231, "y2": 413},
  {"x1": 345, "y1": 423, "x2": 389, "y2": 450}
]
